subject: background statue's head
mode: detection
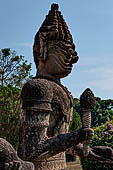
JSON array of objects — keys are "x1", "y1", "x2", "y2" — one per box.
[{"x1": 33, "y1": 4, "x2": 79, "y2": 81}]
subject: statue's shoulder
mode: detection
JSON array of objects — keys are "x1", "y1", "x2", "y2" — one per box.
[
  {"x1": 21, "y1": 78, "x2": 73, "y2": 111},
  {"x1": 21, "y1": 78, "x2": 53, "y2": 112},
  {"x1": 52, "y1": 81, "x2": 73, "y2": 108},
  {"x1": 22, "y1": 78, "x2": 53, "y2": 97}
]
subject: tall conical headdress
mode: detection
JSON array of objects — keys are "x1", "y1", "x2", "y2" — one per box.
[
  {"x1": 39, "y1": 4, "x2": 73, "y2": 43},
  {"x1": 33, "y1": 3, "x2": 78, "y2": 67}
]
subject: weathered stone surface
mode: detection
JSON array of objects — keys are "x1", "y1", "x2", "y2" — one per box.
[
  {"x1": 80, "y1": 88, "x2": 95, "y2": 156},
  {"x1": 17, "y1": 3, "x2": 93, "y2": 170},
  {"x1": 18, "y1": 78, "x2": 77, "y2": 169},
  {"x1": 33, "y1": 3, "x2": 78, "y2": 82},
  {"x1": 18, "y1": 79, "x2": 94, "y2": 169},
  {"x1": 80, "y1": 88, "x2": 95, "y2": 111},
  {"x1": 18, "y1": 3, "x2": 80, "y2": 170},
  {"x1": 0, "y1": 138, "x2": 34, "y2": 170}
]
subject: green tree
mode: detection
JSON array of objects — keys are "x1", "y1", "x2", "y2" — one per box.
[
  {"x1": 0, "y1": 48, "x2": 32, "y2": 87},
  {"x1": 0, "y1": 85, "x2": 21, "y2": 150},
  {"x1": 91, "y1": 98, "x2": 113, "y2": 126},
  {"x1": 69, "y1": 110, "x2": 82, "y2": 131},
  {"x1": 69, "y1": 99, "x2": 82, "y2": 131}
]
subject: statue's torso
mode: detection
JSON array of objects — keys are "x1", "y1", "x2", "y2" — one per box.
[{"x1": 18, "y1": 78, "x2": 73, "y2": 170}]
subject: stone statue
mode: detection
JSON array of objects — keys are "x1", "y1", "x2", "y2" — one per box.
[
  {"x1": 17, "y1": 4, "x2": 93, "y2": 170},
  {"x1": 0, "y1": 3, "x2": 113, "y2": 170}
]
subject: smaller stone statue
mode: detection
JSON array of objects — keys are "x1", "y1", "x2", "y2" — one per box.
[
  {"x1": 80, "y1": 88, "x2": 95, "y2": 156},
  {"x1": 0, "y1": 138, "x2": 34, "y2": 170}
]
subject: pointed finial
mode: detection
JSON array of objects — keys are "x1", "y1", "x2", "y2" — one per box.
[
  {"x1": 51, "y1": 3, "x2": 59, "y2": 11},
  {"x1": 80, "y1": 88, "x2": 95, "y2": 110}
]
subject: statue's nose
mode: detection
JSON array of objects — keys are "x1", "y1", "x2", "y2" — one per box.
[{"x1": 71, "y1": 52, "x2": 79, "y2": 64}]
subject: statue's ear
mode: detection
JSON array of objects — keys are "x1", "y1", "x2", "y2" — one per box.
[
  {"x1": 38, "y1": 32, "x2": 48, "y2": 60},
  {"x1": 33, "y1": 32, "x2": 48, "y2": 66}
]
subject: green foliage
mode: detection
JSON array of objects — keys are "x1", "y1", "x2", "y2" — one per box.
[
  {"x1": 73, "y1": 98, "x2": 82, "y2": 115},
  {"x1": 0, "y1": 48, "x2": 33, "y2": 88},
  {"x1": 81, "y1": 120, "x2": 113, "y2": 170},
  {"x1": 69, "y1": 110, "x2": 82, "y2": 131},
  {"x1": 92, "y1": 119, "x2": 113, "y2": 147},
  {"x1": 81, "y1": 159, "x2": 111, "y2": 170},
  {"x1": 91, "y1": 98, "x2": 113, "y2": 127},
  {"x1": 69, "y1": 99, "x2": 82, "y2": 131},
  {"x1": 0, "y1": 85, "x2": 21, "y2": 150}
]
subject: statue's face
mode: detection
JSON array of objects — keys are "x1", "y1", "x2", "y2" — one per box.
[{"x1": 41, "y1": 41, "x2": 78, "y2": 78}]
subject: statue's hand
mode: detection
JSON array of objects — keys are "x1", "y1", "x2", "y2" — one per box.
[
  {"x1": 76, "y1": 128, "x2": 94, "y2": 143},
  {"x1": 4, "y1": 160, "x2": 22, "y2": 170}
]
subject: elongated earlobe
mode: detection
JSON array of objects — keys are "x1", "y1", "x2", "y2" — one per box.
[
  {"x1": 38, "y1": 32, "x2": 48, "y2": 61},
  {"x1": 33, "y1": 32, "x2": 48, "y2": 68}
]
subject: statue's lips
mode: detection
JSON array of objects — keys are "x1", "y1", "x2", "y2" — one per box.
[{"x1": 70, "y1": 55, "x2": 79, "y2": 64}]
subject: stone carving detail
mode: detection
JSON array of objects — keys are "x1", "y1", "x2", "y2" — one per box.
[
  {"x1": 18, "y1": 4, "x2": 93, "y2": 170},
  {"x1": 18, "y1": 79, "x2": 93, "y2": 170},
  {"x1": 1, "y1": 3, "x2": 113, "y2": 170},
  {"x1": 0, "y1": 138, "x2": 34, "y2": 170},
  {"x1": 33, "y1": 3, "x2": 78, "y2": 82},
  {"x1": 80, "y1": 88, "x2": 95, "y2": 110},
  {"x1": 80, "y1": 88, "x2": 95, "y2": 156}
]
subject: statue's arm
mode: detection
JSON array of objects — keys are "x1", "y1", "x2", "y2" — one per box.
[
  {"x1": 18, "y1": 106, "x2": 93, "y2": 161},
  {"x1": 31, "y1": 127, "x2": 93, "y2": 160}
]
